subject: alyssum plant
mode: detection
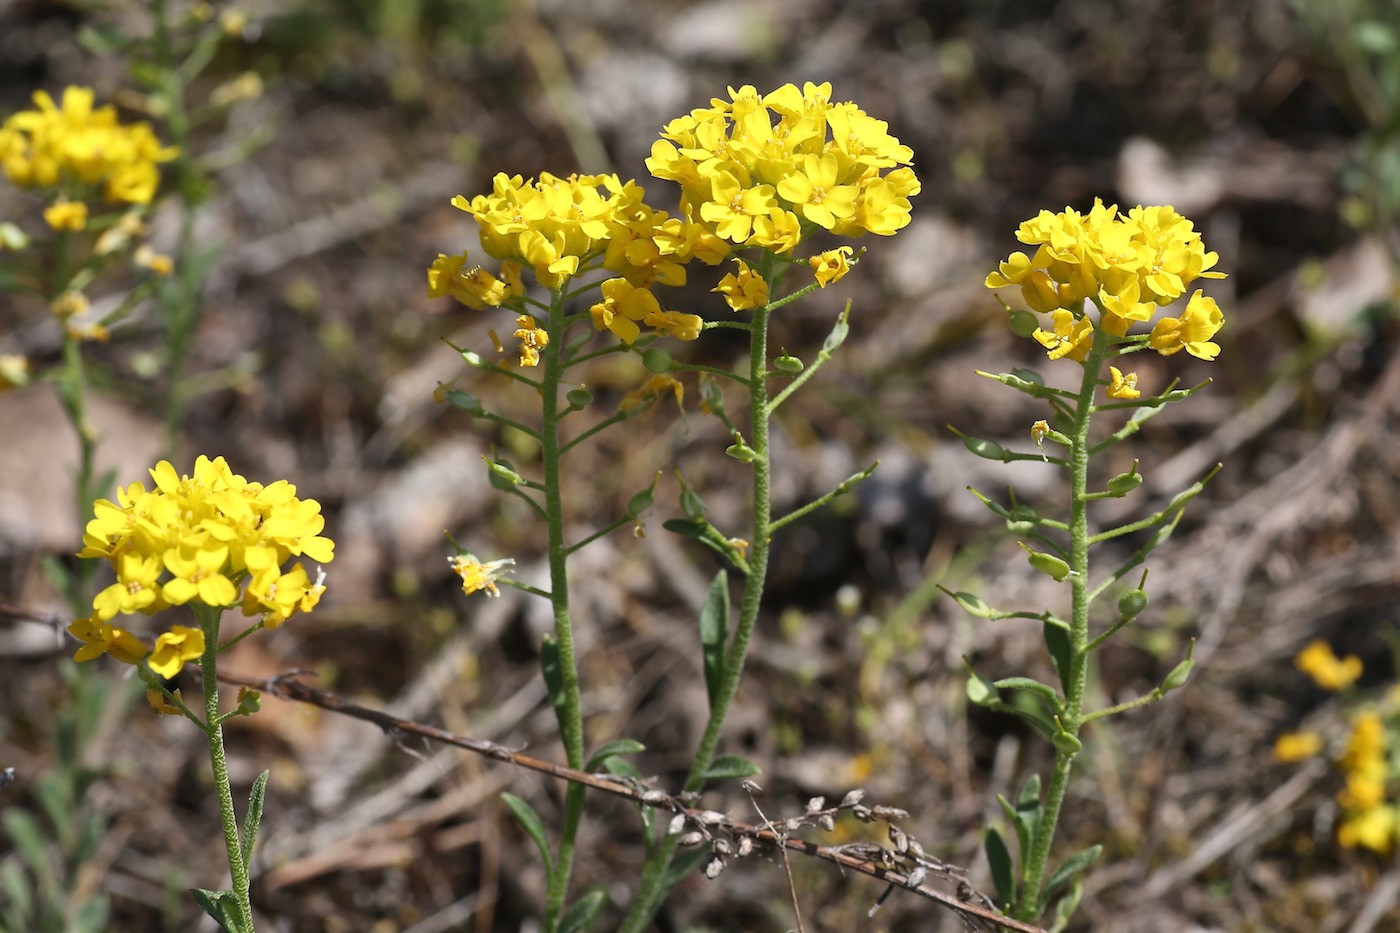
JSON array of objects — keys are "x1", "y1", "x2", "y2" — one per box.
[
  {"x1": 427, "y1": 81, "x2": 918, "y2": 930},
  {"x1": 955, "y1": 199, "x2": 1227, "y2": 926}
]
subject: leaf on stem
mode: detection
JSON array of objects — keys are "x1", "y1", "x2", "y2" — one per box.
[
  {"x1": 557, "y1": 887, "x2": 608, "y2": 933},
  {"x1": 984, "y1": 827, "x2": 1017, "y2": 907},
  {"x1": 1043, "y1": 618, "x2": 1073, "y2": 690},
  {"x1": 189, "y1": 888, "x2": 250, "y2": 933},
  {"x1": 502, "y1": 792, "x2": 556, "y2": 878},
  {"x1": 238, "y1": 769, "x2": 269, "y2": 867},
  {"x1": 700, "y1": 571, "x2": 730, "y2": 710},
  {"x1": 1044, "y1": 844, "x2": 1101, "y2": 905},
  {"x1": 585, "y1": 738, "x2": 646, "y2": 773},
  {"x1": 699, "y1": 754, "x2": 761, "y2": 781}
]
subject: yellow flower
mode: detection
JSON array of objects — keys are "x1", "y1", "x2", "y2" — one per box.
[
  {"x1": 1033, "y1": 309, "x2": 1093, "y2": 362},
  {"x1": 50, "y1": 290, "x2": 88, "y2": 319},
  {"x1": 713, "y1": 259, "x2": 769, "y2": 311},
  {"x1": 1149, "y1": 290, "x2": 1223, "y2": 361},
  {"x1": 644, "y1": 309, "x2": 703, "y2": 341},
  {"x1": 514, "y1": 314, "x2": 548, "y2": 367},
  {"x1": 1294, "y1": 640, "x2": 1362, "y2": 691},
  {"x1": 148, "y1": 625, "x2": 205, "y2": 678},
  {"x1": 1106, "y1": 366, "x2": 1140, "y2": 400},
  {"x1": 1273, "y1": 731, "x2": 1323, "y2": 762},
  {"x1": 810, "y1": 246, "x2": 853, "y2": 287},
  {"x1": 133, "y1": 244, "x2": 173, "y2": 276},
  {"x1": 449, "y1": 554, "x2": 515, "y2": 597},
  {"x1": 620, "y1": 373, "x2": 684, "y2": 413},
  {"x1": 0, "y1": 354, "x2": 29, "y2": 390},
  {"x1": 427, "y1": 252, "x2": 511, "y2": 308},
  {"x1": 67, "y1": 615, "x2": 148, "y2": 665},
  {"x1": 43, "y1": 198, "x2": 87, "y2": 231},
  {"x1": 589, "y1": 277, "x2": 659, "y2": 344},
  {"x1": 146, "y1": 687, "x2": 183, "y2": 716},
  {"x1": 1337, "y1": 804, "x2": 1396, "y2": 854},
  {"x1": 69, "y1": 457, "x2": 335, "y2": 667}
]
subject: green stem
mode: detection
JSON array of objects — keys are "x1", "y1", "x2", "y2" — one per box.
[
  {"x1": 620, "y1": 253, "x2": 781, "y2": 933},
  {"x1": 195, "y1": 603, "x2": 254, "y2": 931},
  {"x1": 1013, "y1": 328, "x2": 1112, "y2": 921},
  {"x1": 540, "y1": 288, "x2": 586, "y2": 931}
]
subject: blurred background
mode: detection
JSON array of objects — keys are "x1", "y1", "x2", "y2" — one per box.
[{"x1": 1, "y1": 0, "x2": 1399, "y2": 930}]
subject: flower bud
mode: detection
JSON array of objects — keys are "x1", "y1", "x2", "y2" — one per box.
[{"x1": 1006, "y1": 504, "x2": 1038, "y2": 536}]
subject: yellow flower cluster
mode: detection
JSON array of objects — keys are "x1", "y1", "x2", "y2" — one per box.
[
  {"x1": 986, "y1": 199, "x2": 1226, "y2": 362},
  {"x1": 646, "y1": 81, "x2": 920, "y2": 250},
  {"x1": 1295, "y1": 639, "x2": 1363, "y2": 692},
  {"x1": 0, "y1": 86, "x2": 178, "y2": 210},
  {"x1": 69, "y1": 457, "x2": 335, "y2": 677},
  {"x1": 1336, "y1": 711, "x2": 1396, "y2": 854}
]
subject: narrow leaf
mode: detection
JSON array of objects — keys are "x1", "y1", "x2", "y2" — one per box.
[
  {"x1": 662, "y1": 518, "x2": 708, "y2": 539},
  {"x1": 1049, "y1": 876, "x2": 1085, "y2": 933},
  {"x1": 1045, "y1": 844, "x2": 1102, "y2": 901},
  {"x1": 239, "y1": 770, "x2": 270, "y2": 867},
  {"x1": 1043, "y1": 619, "x2": 1073, "y2": 690},
  {"x1": 699, "y1": 754, "x2": 761, "y2": 781},
  {"x1": 993, "y1": 676, "x2": 1063, "y2": 709},
  {"x1": 699, "y1": 571, "x2": 730, "y2": 710},
  {"x1": 189, "y1": 888, "x2": 249, "y2": 933},
  {"x1": 556, "y1": 888, "x2": 608, "y2": 933},
  {"x1": 586, "y1": 738, "x2": 646, "y2": 772},
  {"x1": 984, "y1": 828, "x2": 1016, "y2": 907},
  {"x1": 502, "y1": 792, "x2": 555, "y2": 877}
]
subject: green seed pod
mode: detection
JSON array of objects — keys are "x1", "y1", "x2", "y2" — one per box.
[
  {"x1": 951, "y1": 591, "x2": 996, "y2": 619},
  {"x1": 966, "y1": 672, "x2": 998, "y2": 706},
  {"x1": 565, "y1": 386, "x2": 594, "y2": 411},
  {"x1": 772, "y1": 352, "x2": 804, "y2": 374},
  {"x1": 486, "y1": 458, "x2": 523, "y2": 489},
  {"x1": 235, "y1": 688, "x2": 262, "y2": 716},
  {"x1": 1117, "y1": 588, "x2": 1149, "y2": 620},
  {"x1": 1021, "y1": 542, "x2": 1070, "y2": 581},
  {"x1": 643, "y1": 347, "x2": 673, "y2": 373},
  {"x1": 1006, "y1": 504, "x2": 1038, "y2": 536},
  {"x1": 679, "y1": 483, "x2": 708, "y2": 521},
  {"x1": 445, "y1": 388, "x2": 484, "y2": 415},
  {"x1": 1106, "y1": 469, "x2": 1143, "y2": 497},
  {"x1": 1052, "y1": 728, "x2": 1083, "y2": 757},
  {"x1": 1011, "y1": 368, "x2": 1046, "y2": 388},
  {"x1": 964, "y1": 436, "x2": 1006, "y2": 461},
  {"x1": 1009, "y1": 310, "x2": 1039, "y2": 338},
  {"x1": 627, "y1": 487, "x2": 654, "y2": 518},
  {"x1": 1161, "y1": 657, "x2": 1194, "y2": 693},
  {"x1": 726, "y1": 442, "x2": 757, "y2": 463}
]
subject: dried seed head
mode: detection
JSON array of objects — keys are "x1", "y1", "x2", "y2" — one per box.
[
  {"x1": 641, "y1": 789, "x2": 670, "y2": 805},
  {"x1": 889, "y1": 825, "x2": 909, "y2": 853},
  {"x1": 697, "y1": 810, "x2": 727, "y2": 826},
  {"x1": 737, "y1": 835, "x2": 754, "y2": 857},
  {"x1": 704, "y1": 854, "x2": 726, "y2": 879},
  {"x1": 667, "y1": 813, "x2": 687, "y2": 836},
  {"x1": 678, "y1": 831, "x2": 706, "y2": 847},
  {"x1": 806, "y1": 796, "x2": 826, "y2": 813},
  {"x1": 907, "y1": 838, "x2": 926, "y2": 860},
  {"x1": 840, "y1": 788, "x2": 867, "y2": 808},
  {"x1": 741, "y1": 779, "x2": 763, "y2": 794},
  {"x1": 678, "y1": 791, "x2": 701, "y2": 805},
  {"x1": 785, "y1": 817, "x2": 803, "y2": 832},
  {"x1": 852, "y1": 805, "x2": 873, "y2": 822},
  {"x1": 871, "y1": 805, "x2": 909, "y2": 822},
  {"x1": 818, "y1": 814, "x2": 835, "y2": 832},
  {"x1": 907, "y1": 866, "x2": 927, "y2": 888},
  {"x1": 713, "y1": 838, "x2": 734, "y2": 857}
]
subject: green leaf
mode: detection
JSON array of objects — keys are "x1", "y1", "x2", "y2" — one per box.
[
  {"x1": 239, "y1": 770, "x2": 270, "y2": 867},
  {"x1": 699, "y1": 571, "x2": 730, "y2": 710},
  {"x1": 965, "y1": 669, "x2": 999, "y2": 706},
  {"x1": 540, "y1": 636, "x2": 568, "y2": 724},
  {"x1": 1044, "y1": 844, "x2": 1102, "y2": 903},
  {"x1": 996, "y1": 775, "x2": 1041, "y2": 873},
  {"x1": 501, "y1": 793, "x2": 555, "y2": 877},
  {"x1": 661, "y1": 518, "x2": 708, "y2": 539},
  {"x1": 1048, "y1": 876, "x2": 1085, "y2": 933},
  {"x1": 556, "y1": 888, "x2": 608, "y2": 933},
  {"x1": 662, "y1": 845, "x2": 713, "y2": 889},
  {"x1": 1043, "y1": 619, "x2": 1073, "y2": 690},
  {"x1": 586, "y1": 739, "x2": 646, "y2": 772},
  {"x1": 1004, "y1": 694, "x2": 1058, "y2": 741},
  {"x1": 72, "y1": 893, "x2": 109, "y2": 933},
  {"x1": 699, "y1": 755, "x2": 761, "y2": 781},
  {"x1": 984, "y1": 828, "x2": 1016, "y2": 907},
  {"x1": 189, "y1": 888, "x2": 250, "y2": 933},
  {"x1": 993, "y1": 676, "x2": 1063, "y2": 711},
  {"x1": 2, "y1": 809, "x2": 49, "y2": 878}
]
